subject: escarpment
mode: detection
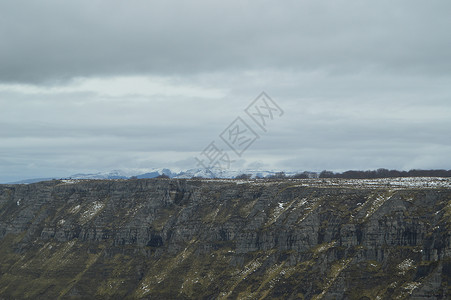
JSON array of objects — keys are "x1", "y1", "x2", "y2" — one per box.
[{"x1": 0, "y1": 178, "x2": 450, "y2": 299}]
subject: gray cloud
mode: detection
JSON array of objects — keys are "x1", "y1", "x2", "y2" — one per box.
[
  {"x1": 1, "y1": 1, "x2": 451, "y2": 83},
  {"x1": 1, "y1": 1, "x2": 451, "y2": 182}
]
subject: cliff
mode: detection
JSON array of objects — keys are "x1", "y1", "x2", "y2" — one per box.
[{"x1": 0, "y1": 178, "x2": 450, "y2": 299}]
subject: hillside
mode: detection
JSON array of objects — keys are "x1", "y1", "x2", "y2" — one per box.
[{"x1": 0, "y1": 178, "x2": 450, "y2": 299}]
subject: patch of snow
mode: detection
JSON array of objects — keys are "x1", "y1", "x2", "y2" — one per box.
[
  {"x1": 79, "y1": 201, "x2": 105, "y2": 223},
  {"x1": 70, "y1": 204, "x2": 81, "y2": 214},
  {"x1": 397, "y1": 259, "x2": 416, "y2": 275},
  {"x1": 61, "y1": 179, "x2": 79, "y2": 184},
  {"x1": 364, "y1": 194, "x2": 392, "y2": 220},
  {"x1": 240, "y1": 260, "x2": 262, "y2": 278},
  {"x1": 140, "y1": 283, "x2": 150, "y2": 294},
  {"x1": 403, "y1": 282, "x2": 421, "y2": 294},
  {"x1": 291, "y1": 177, "x2": 451, "y2": 189},
  {"x1": 267, "y1": 200, "x2": 296, "y2": 225},
  {"x1": 315, "y1": 241, "x2": 336, "y2": 254},
  {"x1": 297, "y1": 198, "x2": 307, "y2": 207}
]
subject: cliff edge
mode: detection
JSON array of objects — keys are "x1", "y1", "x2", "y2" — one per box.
[{"x1": 0, "y1": 178, "x2": 450, "y2": 299}]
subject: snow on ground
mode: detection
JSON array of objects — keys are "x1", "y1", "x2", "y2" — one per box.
[
  {"x1": 403, "y1": 282, "x2": 421, "y2": 295},
  {"x1": 79, "y1": 201, "x2": 105, "y2": 224},
  {"x1": 60, "y1": 179, "x2": 79, "y2": 184},
  {"x1": 364, "y1": 194, "x2": 393, "y2": 220},
  {"x1": 69, "y1": 204, "x2": 81, "y2": 214},
  {"x1": 289, "y1": 177, "x2": 451, "y2": 189},
  {"x1": 397, "y1": 258, "x2": 416, "y2": 275},
  {"x1": 194, "y1": 177, "x2": 451, "y2": 189},
  {"x1": 266, "y1": 199, "x2": 297, "y2": 225}
]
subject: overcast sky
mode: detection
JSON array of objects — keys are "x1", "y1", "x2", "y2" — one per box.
[{"x1": 1, "y1": 0, "x2": 451, "y2": 182}]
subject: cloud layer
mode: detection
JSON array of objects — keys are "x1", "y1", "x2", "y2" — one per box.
[
  {"x1": 2, "y1": 0, "x2": 451, "y2": 82},
  {"x1": 1, "y1": 1, "x2": 451, "y2": 182}
]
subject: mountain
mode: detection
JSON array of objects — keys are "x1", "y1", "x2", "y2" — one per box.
[
  {"x1": 70, "y1": 170, "x2": 130, "y2": 180},
  {"x1": 173, "y1": 168, "x2": 311, "y2": 179},
  {"x1": 6, "y1": 170, "x2": 131, "y2": 184},
  {"x1": 6, "y1": 168, "x2": 314, "y2": 184},
  {"x1": 137, "y1": 168, "x2": 175, "y2": 179},
  {"x1": 0, "y1": 177, "x2": 450, "y2": 298},
  {"x1": 7, "y1": 177, "x2": 55, "y2": 184}
]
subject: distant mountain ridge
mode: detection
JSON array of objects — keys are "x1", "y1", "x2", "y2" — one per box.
[
  {"x1": 6, "y1": 168, "x2": 314, "y2": 184},
  {"x1": 6, "y1": 168, "x2": 451, "y2": 185}
]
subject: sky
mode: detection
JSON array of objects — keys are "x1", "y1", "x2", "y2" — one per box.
[{"x1": 1, "y1": 0, "x2": 451, "y2": 182}]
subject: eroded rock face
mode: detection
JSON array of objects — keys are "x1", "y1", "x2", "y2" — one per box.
[{"x1": 0, "y1": 178, "x2": 450, "y2": 299}]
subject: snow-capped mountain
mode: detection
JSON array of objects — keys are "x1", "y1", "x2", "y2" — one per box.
[
  {"x1": 6, "y1": 168, "x2": 316, "y2": 184},
  {"x1": 171, "y1": 168, "x2": 312, "y2": 179},
  {"x1": 70, "y1": 170, "x2": 129, "y2": 180}
]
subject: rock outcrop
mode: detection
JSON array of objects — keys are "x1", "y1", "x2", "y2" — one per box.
[{"x1": 0, "y1": 178, "x2": 450, "y2": 299}]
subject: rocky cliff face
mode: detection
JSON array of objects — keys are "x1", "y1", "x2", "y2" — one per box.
[{"x1": 0, "y1": 178, "x2": 450, "y2": 299}]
